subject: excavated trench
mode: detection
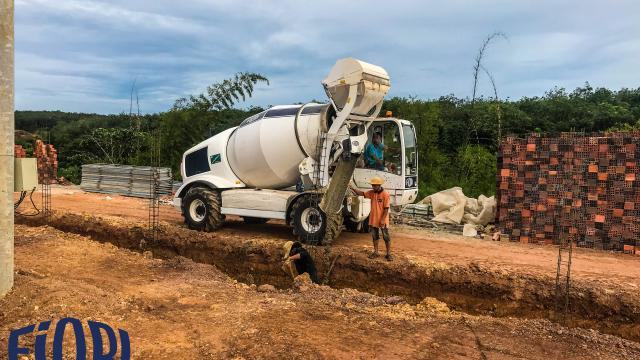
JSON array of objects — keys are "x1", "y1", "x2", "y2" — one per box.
[{"x1": 17, "y1": 212, "x2": 640, "y2": 342}]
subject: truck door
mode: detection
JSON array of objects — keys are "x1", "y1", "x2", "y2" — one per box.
[{"x1": 400, "y1": 123, "x2": 419, "y2": 205}]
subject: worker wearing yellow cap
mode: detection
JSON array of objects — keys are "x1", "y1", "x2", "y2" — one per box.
[{"x1": 349, "y1": 176, "x2": 393, "y2": 261}]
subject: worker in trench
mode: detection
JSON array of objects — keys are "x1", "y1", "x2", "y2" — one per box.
[
  {"x1": 349, "y1": 177, "x2": 393, "y2": 261},
  {"x1": 364, "y1": 133, "x2": 385, "y2": 170},
  {"x1": 282, "y1": 241, "x2": 319, "y2": 283}
]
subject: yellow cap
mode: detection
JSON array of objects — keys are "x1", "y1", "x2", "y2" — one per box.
[
  {"x1": 386, "y1": 111, "x2": 393, "y2": 117},
  {"x1": 369, "y1": 176, "x2": 384, "y2": 185}
]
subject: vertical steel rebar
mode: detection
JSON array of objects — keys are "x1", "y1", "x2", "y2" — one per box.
[
  {"x1": 148, "y1": 129, "x2": 160, "y2": 244},
  {"x1": 41, "y1": 136, "x2": 52, "y2": 224},
  {"x1": 0, "y1": 0, "x2": 15, "y2": 297}
]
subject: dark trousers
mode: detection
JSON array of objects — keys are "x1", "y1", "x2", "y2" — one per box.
[{"x1": 371, "y1": 227, "x2": 391, "y2": 243}]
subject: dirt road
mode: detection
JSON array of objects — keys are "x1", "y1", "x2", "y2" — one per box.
[{"x1": 2, "y1": 225, "x2": 639, "y2": 359}]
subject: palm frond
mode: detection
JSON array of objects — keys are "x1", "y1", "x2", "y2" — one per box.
[{"x1": 175, "y1": 72, "x2": 269, "y2": 111}]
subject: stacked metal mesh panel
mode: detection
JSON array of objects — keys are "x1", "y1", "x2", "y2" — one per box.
[
  {"x1": 497, "y1": 132, "x2": 640, "y2": 252},
  {"x1": 80, "y1": 164, "x2": 173, "y2": 198}
]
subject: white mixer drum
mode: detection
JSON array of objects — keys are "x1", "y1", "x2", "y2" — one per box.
[{"x1": 226, "y1": 104, "x2": 331, "y2": 189}]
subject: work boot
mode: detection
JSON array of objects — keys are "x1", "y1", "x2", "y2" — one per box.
[
  {"x1": 384, "y1": 254, "x2": 394, "y2": 262},
  {"x1": 368, "y1": 252, "x2": 379, "y2": 259}
]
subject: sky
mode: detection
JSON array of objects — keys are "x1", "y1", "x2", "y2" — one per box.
[{"x1": 14, "y1": 0, "x2": 640, "y2": 114}]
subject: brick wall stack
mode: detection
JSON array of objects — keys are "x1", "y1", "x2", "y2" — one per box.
[
  {"x1": 497, "y1": 132, "x2": 640, "y2": 252},
  {"x1": 34, "y1": 140, "x2": 58, "y2": 184},
  {"x1": 14, "y1": 145, "x2": 26, "y2": 158}
]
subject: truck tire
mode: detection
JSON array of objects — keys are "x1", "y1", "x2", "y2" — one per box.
[
  {"x1": 344, "y1": 215, "x2": 359, "y2": 233},
  {"x1": 344, "y1": 213, "x2": 369, "y2": 233},
  {"x1": 243, "y1": 216, "x2": 269, "y2": 224},
  {"x1": 290, "y1": 196, "x2": 326, "y2": 245},
  {"x1": 182, "y1": 187, "x2": 224, "y2": 231},
  {"x1": 359, "y1": 218, "x2": 370, "y2": 233}
]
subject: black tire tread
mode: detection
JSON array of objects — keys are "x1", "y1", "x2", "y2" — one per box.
[
  {"x1": 289, "y1": 194, "x2": 344, "y2": 246},
  {"x1": 344, "y1": 215, "x2": 359, "y2": 233},
  {"x1": 290, "y1": 196, "x2": 313, "y2": 243}
]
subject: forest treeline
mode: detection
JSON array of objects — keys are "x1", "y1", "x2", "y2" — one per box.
[{"x1": 15, "y1": 83, "x2": 640, "y2": 199}]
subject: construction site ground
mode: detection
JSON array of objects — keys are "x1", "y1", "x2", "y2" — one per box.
[
  {"x1": 3, "y1": 185, "x2": 640, "y2": 359},
  {"x1": 19, "y1": 186, "x2": 640, "y2": 289}
]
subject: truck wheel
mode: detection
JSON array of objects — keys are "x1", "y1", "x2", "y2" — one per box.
[
  {"x1": 243, "y1": 216, "x2": 269, "y2": 224},
  {"x1": 359, "y1": 218, "x2": 370, "y2": 233},
  {"x1": 291, "y1": 196, "x2": 326, "y2": 245},
  {"x1": 344, "y1": 215, "x2": 359, "y2": 233},
  {"x1": 344, "y1": 213, "x2": 369, "y2": 233},
  {"x1": 182, "y1": 187, "x2": 224, "y2": 231}
]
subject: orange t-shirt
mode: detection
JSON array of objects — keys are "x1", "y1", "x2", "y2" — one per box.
[{"x1": 364, "y1": 189, "x2": 391, "y2": 227}]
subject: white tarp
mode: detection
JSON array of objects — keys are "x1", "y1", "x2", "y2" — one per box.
[{"x1": 420, "y1": 187, "x2": 496, "y2": 228}]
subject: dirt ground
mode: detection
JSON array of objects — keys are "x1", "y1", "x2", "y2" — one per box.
[
  {"x1": 20, "y1": 185, "x2": 640, "y2": 290},
  {"x1": 2, "y1": 225, "x2": 640, "y2": 359},
  {"x1": 7, "y1": 185, "x2": 640, "y2": 358}
]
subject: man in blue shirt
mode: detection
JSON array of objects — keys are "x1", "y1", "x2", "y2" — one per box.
[{"x1": 364, "y1": 133, "x2": 385, "y2": 170}]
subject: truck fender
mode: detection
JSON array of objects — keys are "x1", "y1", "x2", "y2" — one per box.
[{"x1": 175, "y1": 180, "x2": 218, "y2": 199}]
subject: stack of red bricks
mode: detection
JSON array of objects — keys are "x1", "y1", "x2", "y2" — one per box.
[
  {"x1": 34, "y1": 140, "x2": 58, "y2": 184},
  {"x1": 497, "y1": 132, "x2": 640, "y2": 252},
  {"x1": 14, "y1": 145, "x2": 27, "y2": 158}
]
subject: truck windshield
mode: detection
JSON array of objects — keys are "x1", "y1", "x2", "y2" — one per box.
[{"x1": 403, "y1": 124, "x2": 417, "y2": 175}]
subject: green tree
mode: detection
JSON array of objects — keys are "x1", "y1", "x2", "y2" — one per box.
[
  {"x1": 14, "y1": 84, "x2": 640, "y2": 194},
  {"x1": 456, "y1": 144, "x2": 496, "y2": 198},
  {"x1": 160, "y1": 73, "x2": 268, "y2": 177},
  {"x1": 173, "y1": 72, "x2": 269, "y2": 111}
]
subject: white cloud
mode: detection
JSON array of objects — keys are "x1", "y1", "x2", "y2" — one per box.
[
  {"x1": 13, "y1": 0, "x2": 640, "y2": 113},
  {"x1": 17, "y1": 0, "x2": 208, "y2": 34}
]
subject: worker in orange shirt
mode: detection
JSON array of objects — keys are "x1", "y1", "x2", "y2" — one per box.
[{"x1": 349, "y1": 177, "x2": 393, "y2": 261}]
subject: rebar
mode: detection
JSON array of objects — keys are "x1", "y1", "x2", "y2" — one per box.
[{"x1": 148, "y1": 129, "x2": 161, "y2": 244}]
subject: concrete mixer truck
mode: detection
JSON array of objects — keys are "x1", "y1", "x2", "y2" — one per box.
[{"x1": 172, "y1": 58, "x2": 419, "y2": 245}]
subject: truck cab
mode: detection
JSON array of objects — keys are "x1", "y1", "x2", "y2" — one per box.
[
  {"x1": 344, "y1": 115, "x2": 418, "y2": 231},
  {"x1": 353, "y1": 116, "x2": 418, "y2": 205}
]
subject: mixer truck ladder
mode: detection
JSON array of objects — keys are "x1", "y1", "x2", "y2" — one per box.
[{"x1": 312, "y1": 132, "x2": 327, "y2": 190}]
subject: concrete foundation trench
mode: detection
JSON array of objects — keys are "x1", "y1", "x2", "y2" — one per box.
[{"x1": 16, "y1": 212, "x2": 640, "y2": 342}]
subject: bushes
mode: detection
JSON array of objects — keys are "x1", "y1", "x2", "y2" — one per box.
[
  {"x1": 456, "y1": 145, "x2": 496, "y2": 198},
  {"x1": 58, "y1": 165, "x2": 81, "y2": 184}
]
